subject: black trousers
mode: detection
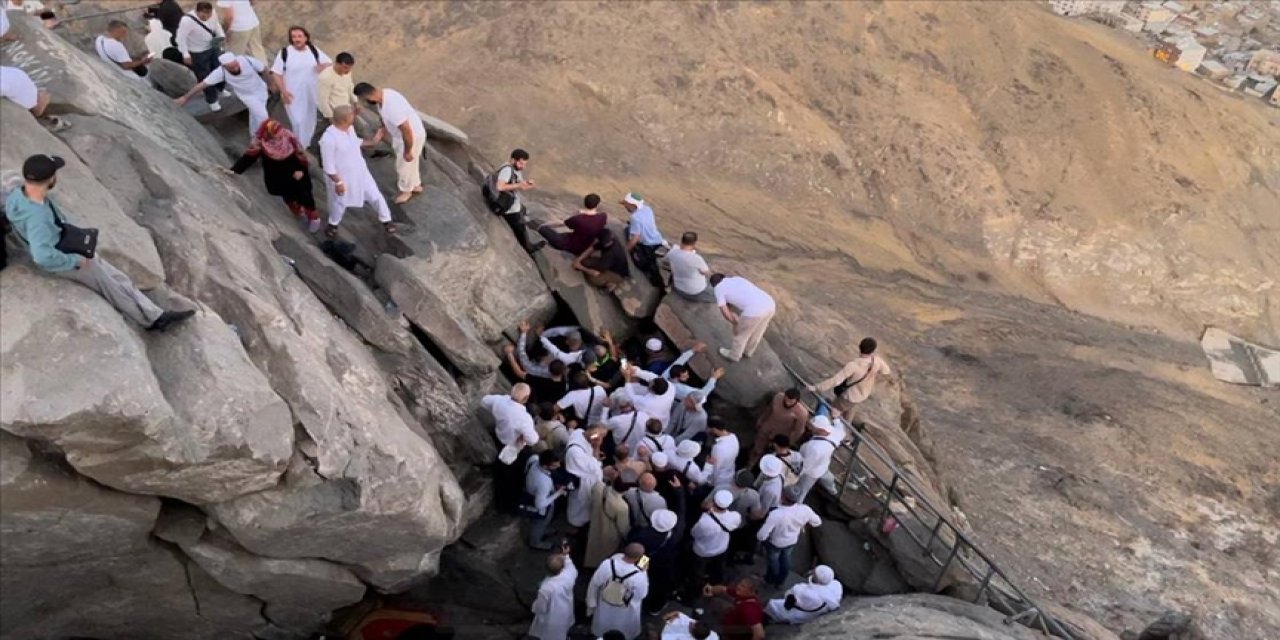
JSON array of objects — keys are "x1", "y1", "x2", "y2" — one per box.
[
  {"x1": 683, "y1": 552, "x2": 727, "y2": 602},
  {"x1": 630, "y1": 242, "x2": 664, "y2": 287},
  {"x1": 503, "y1": 206, "x2": 534, "y2": 251},
  {"x1": 189, "y1": 48, "x2": 223, "y2": 104}
]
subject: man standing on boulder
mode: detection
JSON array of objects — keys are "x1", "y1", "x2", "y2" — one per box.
[
  {"x1": 621, "y1": 191, "x2": 666, "y2": 288},
  {"x1": 175, "y1": 52, "x2": 269, "y2": 137},
  {"x1": 175, "y1": 2, "x2": 226, "y2": 111},
  {"x1": 216, "y1": 0, "x2": 266, "y2": 61},
  {"x1": 489, "y1": 148, "x2": 542, "y2": 252},
  {"x1": 808, "y1": 337, "x2": 893, "y2": 420},
  {"x1": 710, "y1": 273, "x2": 776, "y2": 363},
  {"x1": 319, "y1": 105, "x2": 396, "y2": 236},
  {"x1": 354, "y1": 82, "x2": 426, "y2": 204},
  {"x1": 4, "y1": 154, "x2": 195, "y2": 331},
  {"x1": 270, "y1": 26, "x2": 330, "y2": 142}
]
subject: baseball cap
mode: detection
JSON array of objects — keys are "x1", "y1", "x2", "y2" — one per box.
[{"x1": 22, "y1": 155, "x2": 65, "y2": 182}]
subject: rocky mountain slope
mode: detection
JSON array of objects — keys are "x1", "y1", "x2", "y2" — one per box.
[
  {"x1": 0, "y1": 2, "x2": 1276, "y2": 639},
  {"x1": 254, "y1": 1, "x2": 1279, "y2": 637}
]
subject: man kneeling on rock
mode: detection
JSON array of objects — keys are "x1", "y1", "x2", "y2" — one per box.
[{"x1": 4, "y1": 154, "x2": 195, "y2": 331}]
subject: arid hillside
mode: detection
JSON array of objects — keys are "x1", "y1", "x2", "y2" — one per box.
[
  {"x1": 258, "y1": 1, "x2": 1280, "y2": 637},
  {"x1": 266, "y1": 0, "x2": 1279, "y2": 343}
]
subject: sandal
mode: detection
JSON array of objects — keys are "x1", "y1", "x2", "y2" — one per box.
[
  {"x1": 325, "y1": 224, "x2": 339, "y2": 238},
  {"x1": 383, "y1": 222, "x2": 398, "y2": 235},
  {"x1": 40, "y1": 116, "x2": 71, "y2": 133}
]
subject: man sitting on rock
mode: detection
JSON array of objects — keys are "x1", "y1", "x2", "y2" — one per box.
[
  {"x1": 572, "y1": 228, "x2": 630, "y2": 292},
  {"x1": 538, "y1": 193, "x2": 608, "y2": 256},
  {"x1": 4, "y1": 154, "x2": 195, "y2": 331},
  {"x1": 763, "y1": 564, "x2": 842, "y2": 625},
  {"x1": 667, "y1": 231, "x2": 715, "y2": 302}
]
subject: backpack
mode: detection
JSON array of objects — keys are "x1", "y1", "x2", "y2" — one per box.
[
  {"x1": 279, "y1": 42, "x2": 321, "y2": 65},
  {"x1": 481, "y1": 164, "x2": 518, "y2": 215},
  {"x1": 0, "y1": 173, "x2": 25, "y2": 272},
  {"x1": 599, "y1": 559, "x2": 640, "y2": 607}
]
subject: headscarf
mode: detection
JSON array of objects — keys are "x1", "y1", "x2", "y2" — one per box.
[{"x1": 251, "y1": 120, "x2": 305, "y2": 163}]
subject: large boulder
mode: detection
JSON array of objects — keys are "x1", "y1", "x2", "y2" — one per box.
[
  {"x1": 791, "y1": 593, "x2": 1045, "y2": 639},
  {"x1": 530, "y1": 244, "x2": 635, "y2": 338},
  {"x1": 0, "y1": 433, "x2": 268, "y2": 639},
  {"x1": 654, "y1": 294, "x2": 794, "y2": 409},
  {"x1": 810, "y1": 517, "x2": 910, "y2": 596},
  {"x1": 0, "y1": 266, "x2": 291, "y2": 503}
]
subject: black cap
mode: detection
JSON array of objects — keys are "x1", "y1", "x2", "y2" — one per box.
[{"x1": 22, "y1": 155, "x2": 65, "y2": 182}]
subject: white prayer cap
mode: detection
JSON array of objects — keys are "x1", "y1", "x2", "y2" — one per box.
[
  {"x1": 651, "y1": 509, "x2": 678, "y2": 533},
  {"x1": 623, "y1": 192, "x2": 644, "y2": 206},
  {"x1": 811, "y1": 415, "x2": 832, "y2": 431},
  {"x1": 217, "y1": 52, "x2": 237, "y2": 65},
  {"x1": 812, "y1": 565, "x2": 835, "y2": 585},
  {"x1": 645, "y1": 338, "x2": 663, "y2": 352},
  {"x1": 713, "y1": 490, "x2": 734, "y2": 509},
  {"x1": 676, "y1": 440, "x2": 700, "y2": 459},
  {"x1": 759, "y1": 454, "x2": 783, "y2": 478},
  {"x1": 650, "y1": 451, "x2": 668, "y2": 469}
]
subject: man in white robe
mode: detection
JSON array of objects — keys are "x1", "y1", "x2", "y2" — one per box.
[
  {"x1": 587, "y1": 544, "x2": 649, "y2": 640},
  {"x1": 318, "y1": 106, "x2": 394, "y2": 235},
  {"x1": 764, "y1": 564, "x2": 842, "y2": 624},
  {"x1": 529, "y1": 546, "x2": 578, "y2": 640},
  {"x1": 270, "y1": 26, "x2": 330, "y2": 143},
  {"x1": 175, "y1": 52, "x2": 268, "y2": 136},
  {"x1": 564, "y1": 425, "x2": 605, "y2": 530}
]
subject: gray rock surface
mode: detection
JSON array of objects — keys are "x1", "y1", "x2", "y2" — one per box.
[{"x1": 790, "y1": 593, "x2": 1044, "y2": 639}]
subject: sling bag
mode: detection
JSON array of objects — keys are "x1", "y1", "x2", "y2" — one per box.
[
  {"x1": 833, "y1": 357, "x2": 877, "y2": 397},
  {"x1": 183, "y1": 14, "x2": 225, "y2": 51},
  {"x1": 49, "y1": 199, "x2": 98, "y2": 259},
  {"x1": 784, "y1": 593, "x2": 832, "y2": 612}
]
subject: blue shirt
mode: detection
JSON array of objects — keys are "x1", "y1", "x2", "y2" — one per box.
[
  {"x1": 628, "y1": 204, "x2": 664, "y2": 246},
  {"x1": 4, "y1": 189, "x2": 79, "y2": 273}
]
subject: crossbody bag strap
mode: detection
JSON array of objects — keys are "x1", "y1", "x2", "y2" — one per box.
[
  {"x1": 708, "y1": 511, "x2": 733, "y2": 534},
  {"x1": 621, "y1": 411, "x2": 639, "y2": 445},
  {"x1": 185, "y1": 14, "x2": 216, "y2": 37},
  {"x1": 839, "y1": 356, "x2": 877, "y2": 390}
]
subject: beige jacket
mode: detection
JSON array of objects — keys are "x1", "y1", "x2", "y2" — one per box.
[
  {"x1": 815, "y1": 355, "x2": 892, "y2": 404},
  {"x1": 315, "y1": 66, "x2": 354, "y2": 118}
]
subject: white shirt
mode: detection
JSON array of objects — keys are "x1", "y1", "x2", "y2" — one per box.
[
  {"x1": 556, "y1": 386, "x2": 607, "y2": 426},
  {"x1": 606, "y1": 410, "x2": 650, "y2": 452},
  {"x1": 540, "y1": 326, "x2": 586, "y2": 365},
  {"x1": 690, "y1": 509, "x2": 742, "y2": 558},
  {"x1": 667, "y1": 247, "x2": 709, "y2": 294},
  {"x1": 0, "y1": 65, "x2": 38, "y2": 110},
  {"x1": 480, "y1": 394, "x2": 539, "y2": 449},
  {"x1": 176, "y1": 11, "x2": 226, "y2": 55},
  {"x1": 637, "y1": 432, "x2": 674, "y2": 458},
  {"x1": 662, "y1": 612, "x2": 721, "y2": 640},
  {"x1": 94, "y1": 36, "x2": 137, "y2": 79},
  {"x1": 270, "y1": 43, "x2": 331, "y2": 88},
  {"x1": 669, "y1": 452, "x2": 712, "y2": 486},
  {"x1": 707, "y1": 434, "x2": 739, "y2": 488},
  {"x1": 714, "y1": 276, "x2": 776, "y2": 318},
  {"x1": 776, "y1": 450, "x2": 805, "y2": 486},
  {"x1": 626, "y1": 370, "x2": 676, "y2": 429},
  {"x1": 495, "y1": 165, "x2": 524, "y2": 214},
  {"x1": 378, "y1": 88, "x2": 426, "y2": 148},
  {"x1": 525, "y1": 461, "x2": 559, "y2": 516},
  {"x1": 757, "y1": 503, "x2": 821, "y2": 547},
  {"x1": 202, "y1": 56, "x2": 268, "y2": 102},
  {"x1": 216, "y1": 0, "x2": 259, "y2": 32},
  {"x1": 799, "y1": 432, "x2": 842, "y2": 480}
]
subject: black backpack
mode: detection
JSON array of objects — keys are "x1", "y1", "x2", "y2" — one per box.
[
  {"x1": 280, "y1": 42, "x2": 321, "y2": 65},
  {"x1": 481, "y1": 164, "x2": 518, "y2": 215}
]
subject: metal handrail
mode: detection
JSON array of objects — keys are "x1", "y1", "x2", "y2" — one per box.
[{"x1": 784, "y1": 365, "x2": 1075, "y2": 639}]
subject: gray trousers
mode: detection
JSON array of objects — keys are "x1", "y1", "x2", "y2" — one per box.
[
  {"x1": 56, "y1": 257, "x2": 164, "y2": 328},
  {"x1": 527, "y1": 501, "x2": 556, "y2": 548},
  {"x1": 675, "y1": 284, "x2": 717, "y2": 303},
  {"x1": 792, "y1": 472, "x2": 837, "y2": 504}
]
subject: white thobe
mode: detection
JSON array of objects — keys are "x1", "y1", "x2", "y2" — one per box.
[
  {"x1": 564, "y1": 431, "x2": 603, "y2": 527},
  {"x1": 587, "y1": 555, "x2": 649, "y2": 640},
  {"x1": 707, "y1": 434, "x2": 740, "y2": 488},
  {"x1": 271, "y1": 44, "x2": 330, "y2": 142},
  {"x1": 319, "y1": 125, "x2": 391, "y2": 225},
  {"x1": 529, "y1": 559, "x2": 578, "y2": 640},
  {"x1": 202, "y1": 56, "x2": 268, "y2": 136},
  {"x1": 607, "y1": 410, "x2": 650, "y2": 452},
  {"x1": 626, "y1": 370, "x2": 676, "y2": 429},
  {"x1": 764, "y1": 579, "x2": 843, "y2": 624}
]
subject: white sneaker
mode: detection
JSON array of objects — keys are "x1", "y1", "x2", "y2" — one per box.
[
  {"x1": 220, "y1": 90, "x2": 232, "y2": 98},
  {"x1": 718, "y1": 347, "x2": 741, "y2": 362},
  {"x1": 208, "y1": 101, "x2": 222, "y2": 112}
]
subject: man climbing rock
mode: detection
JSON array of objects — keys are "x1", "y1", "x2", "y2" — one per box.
[{"x1": 808, "y1": 337, "x2": 893, "y2": 420}]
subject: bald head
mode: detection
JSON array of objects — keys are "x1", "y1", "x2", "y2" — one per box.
[
  {"x1": 511, "y1": 382, "x2": 531, "y2": 404},
  {"x1": 639, "y1": 472, "x2": 657, "y2": 492},
  {"x1": 331, "y1": 105, "x2": 355, "y2": 127},
  {"x1": 623, "y1": 543, "x2": 645, "y2": 561},
  {"x1": 547, "y1": 553, "x2": 566, "y2": 575}
]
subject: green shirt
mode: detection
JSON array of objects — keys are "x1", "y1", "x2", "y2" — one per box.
[{"x1": 4, "y1": 188, "x2": 79, "y2": 273}]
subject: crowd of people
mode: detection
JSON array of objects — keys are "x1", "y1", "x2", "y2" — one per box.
[{"x1": 2, "y1": 3, "x2": 902, "y2": 639}]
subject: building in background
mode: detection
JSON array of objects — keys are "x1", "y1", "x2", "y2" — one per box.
[
  {"x1": 1049, "y1": 0, "x2": 1125, "y2": 17},
  {"x1": 1197, "y1": 59, "x2": 1233, "y2": 79},
  {"x1": 1246, "y1": 49, "x2": 1280, "y2": 77}
]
